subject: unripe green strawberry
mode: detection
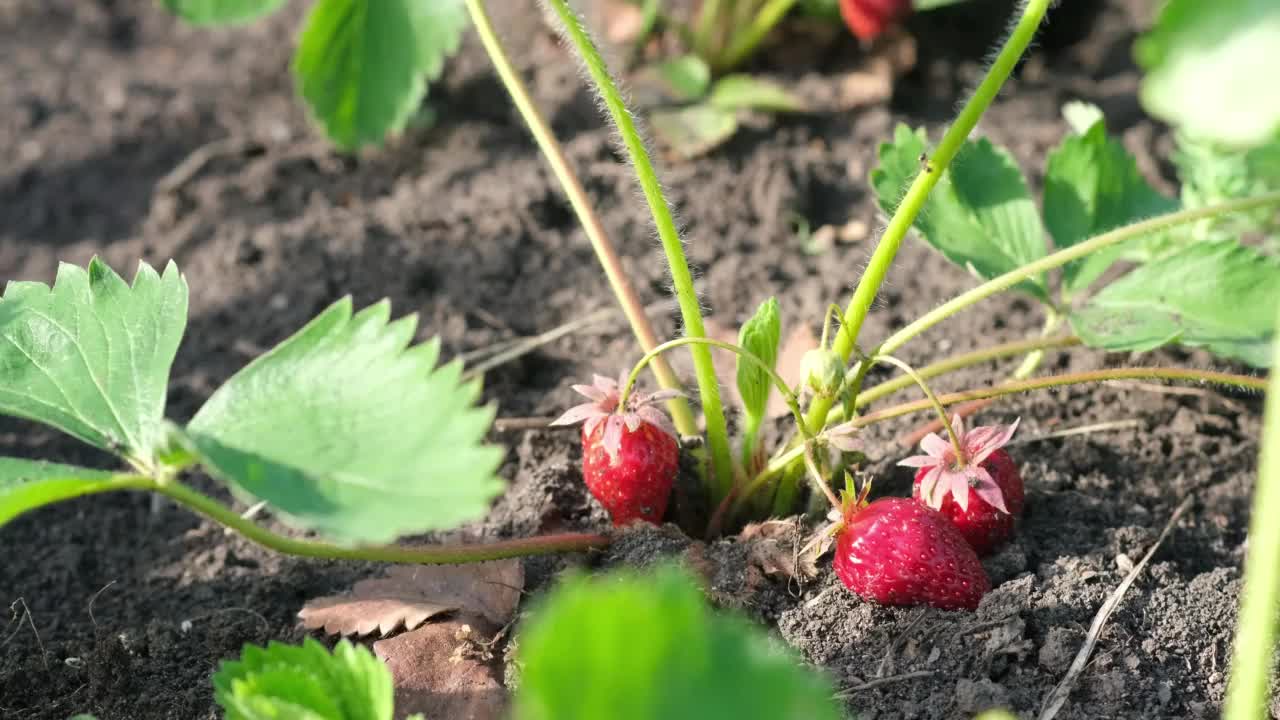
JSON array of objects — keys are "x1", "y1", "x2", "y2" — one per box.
[
  {"x1": 551, "y1": 374, "x2": 682, "y2": 526},
  {"x1": 834, "y1": 496, "x2": 989, "y2": 610}
]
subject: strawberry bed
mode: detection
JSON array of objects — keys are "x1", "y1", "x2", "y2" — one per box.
[{"x1": 0, "y1": 0, "x2": 1271, "y2": 718}]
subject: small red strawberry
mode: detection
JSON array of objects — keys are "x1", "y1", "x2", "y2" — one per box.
[
  {"x1": 901, "y1": 416, "x2": 1024, "y2": 556},
  {"x1": 833, "y1": 495, "x2": 990, "y2": 610},
  {"x1": 550, "y1": 374, "x2": 681, "y2": 526},
  {"x1": 839, "y1": 0, "x2": 911, "y2": 42}
]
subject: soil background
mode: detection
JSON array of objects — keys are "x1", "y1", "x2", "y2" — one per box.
[{"x1": 0, "y1": 1, "x2": 1271, "y2": 718}]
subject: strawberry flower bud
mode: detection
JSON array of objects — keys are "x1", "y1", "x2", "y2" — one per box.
[{"x1": 801, "y1": 348, "x2": 845, "y2": 398}]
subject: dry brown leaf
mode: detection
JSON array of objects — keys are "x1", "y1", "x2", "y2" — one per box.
[
  {"x1": 298, "y1": 560, "x2": 523, "y2": 638},
  {"x1": 374, "y1": 619, "x2": 508, "y2": 720},
  {"x1": 703, "y1": 319, "x2": 819, "y2": 421},
  {"x1": 740, "y1": 518, "x2": 821, "y2": 580}
]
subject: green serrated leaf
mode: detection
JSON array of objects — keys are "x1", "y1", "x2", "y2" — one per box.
[
  {"x1": 185, "y1": 298, "x2": 503, "y2": 545},
  {"x1": 736, "y1": 297, "x2": 781, "y2": 424},
  {"x1": 648, "y1": 104, "x2": 738, "y2": 160},
  {"x1": 1135, "y1": 0, "x2": 1280, "y2": 149},
  {"x1": 708, "y1": 75, "x2": 806, "y2": 113},
  {"x1": 0, "y1": 458, "x2": 118, "y2": 527},
  {"x1": 293, "y1": 0, "x2": 467, "y2": 150},
  {"x1": 1070, "y1": 241, "x2": 1280, "y2": 366},
  {"x1": 1043, "y1": 119, "x2": 1180, "y2": 291},
  {"x1": 161, "y1": 0, "x2": 287, "y2": 24},
  {"x1": 513, "y1": 565, "x2": 840, "y2": 720},
  {"x1": 0, "y1": 259, "x2": 188, "y2": 460},
  {"x1": 870, "y1": 124, "x2": 1048, "y2": 300},
  {"x1": 214, "y1": 638, "x2": 393, "y2": 720}
]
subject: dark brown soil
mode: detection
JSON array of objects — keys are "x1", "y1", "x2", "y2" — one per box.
[{"x1": 0, "y1": 1, "x2": 1268, "y2": 718}]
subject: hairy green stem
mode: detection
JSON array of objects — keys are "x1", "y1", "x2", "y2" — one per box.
[
  {"x1": 1224, "y1": 310, "x2": 1280, "y2": 719},
  {"x1": 620, "y1": 335, "x2": 809, "y2": 441},
  {"x1": 804, "y1": 0, "x2": 1053, "y2": 437},
  {"x1": 155, "y1": 482, "x2": 611, "y2": 563},
  {"x1": 878, "y1": 191, "x2": 1280, "y2": 358},
  {"x1": 718, "y1": 0, "x2": 798, "y2": 71},
  {"x1": 873, "y1": 354, "x2": 964, "y2": 460},
  {"x1": 735, "y1": 366, "x2": 1267, "y2": 513},
  {"x1": 465, "y1": 0, "x2": 696, "y2": 435},
  {"x1": 543, "y1": 0, "x2": 734, "y2": 498},
  {"x1": 852, "y1": 335, "x2": 1082, "y2": 410}
]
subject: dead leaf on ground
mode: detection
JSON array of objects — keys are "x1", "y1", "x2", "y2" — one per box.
[
  {"x1": 703, "y1": 319, "x2": 819, "y2": 421},
  {"x1": 375, "y1": 619, "x2": 508, "y2": 720},
  {"x1": 740, "y1": 518, "x2": 821, "y2": 580},
  {"x1": 298, "y1": 560, "x2": 524, "y2": 638}
]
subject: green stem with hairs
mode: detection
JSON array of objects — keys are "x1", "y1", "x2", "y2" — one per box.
[
  {"x1": 543, "y1": 0, "x2": 734, "y2": 499},
  {"x1": 1224, "y1": 307, "x2": 1280, "y2": 719},
  {"x1": 718, "y1": 0, "x2": 799, "y2": 71},
  {"x1": 873, "y1": 354, "x2": 964, "y2": 460},
  {"x1": 155, "y1": 482, "x2": 610, "y2": 563},
  {"x1": 733, "y1": 365, "x2": 1267, "y2": 514},
  {"x1": 464, "y1": 0, "x2": 696, "y2": 436},
  {"x1": 620, "y1": 335, "x2": 810, "y2": 442},
  {"x1": 803, "y1": 0, "x2": 1053, "y2": 438},
  {"x1": 877, "y1": 191, "x2": 1280, "y2": 359}
]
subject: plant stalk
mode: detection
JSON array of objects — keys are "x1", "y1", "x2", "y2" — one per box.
[
  {"x1": 877, "y1": 191, "x2": 1280, "y2": 358},
  {"x1": 718, "y1": 0, "x2": 799, "y2": 71},
  {"x1": 802, "y1": 0, "x2": 1052, "y2": 435},
  {"x1": 156, "y1": 482, "x2": 611, "y2": 563},
  {"x1": 873, "y1": 354, "x2": 965, "y2": 459},
  {"x1": 465, "y1": 0, "x2": 697, "y2": 435},
  {"x1": 543, "y1": 0, "x2": 735, "y2": 498},
  {"x1": 1223, "y1": 307, "x2": 1280, "y2": 719},
  {"x1": 734, "y1": 365, "x2": 1267, "y2": 513}
]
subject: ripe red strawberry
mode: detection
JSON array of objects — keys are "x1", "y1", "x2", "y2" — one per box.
[
  {"x1": 833, "y1": 496, "x2": 990, "y2": 610},
  {"x1": 901, "y1": 416, "x2": 1025, "y2": 556},
  {"x1": 551, "y1": 374, "x2": 681, "y2": 526},
  {"x1": 839, "y1": 0, "x2": 911, "y2": 41}
]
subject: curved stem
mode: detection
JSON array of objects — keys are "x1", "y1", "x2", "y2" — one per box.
[
  {"x1": 878, "y1": 191, "x2": 1280, "y2": 358},
  {"x1": 853, "y1": 335, "x2": 1082, "y2": 410},
  {"x1": 718, "y1": 0, "x2": 799, "y2": 71},
  {"x1": 802, "y1": 444, "x2": 842, "y2": 511},
  {"x1": 873, "y1": 354, "x2": 964, "y2": 460},
  {"x1": 620, "y1": 336, "x2": 810, "y2": 442},
  {"x1": 804, "y1": 0, "x2": 1053, "y2": 434},
  {"x1": 543, "y1": 0, "x2": 734, "y2": 499},
  {"x1": 1224, "y1": 312, "x2": 1280, "y2": 719},
  {"x1": 738, "y1": 366, "x2": 1266, "y2": 511},
  {"x1": 464, "y1": 0, "x2": 696, "y2": 436},
  {"x1": 155, "y1": 482, "x2": 610, "y2": 563}
]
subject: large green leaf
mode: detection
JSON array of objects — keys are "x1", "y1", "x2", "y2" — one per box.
[
  {"x1": 161, "y1": 0, "x2": 287, "y2": 24},
  {"x1": 870, "y1": 125, "x2": 1048, "y2": 300},
  {"x1": 214, "y1": 638, "x2": 394, "y2": 720},
  {"x1": 1070, "y1": 241, "x2": 1280, "y2": 366},
  {"x1": 186, "y1": 298, "x2": 504, "y2": 546},
  {"x1": 1135, "y1": 0, "x2": 1280, "y2": 149},
  {"x1": 0, "y1": 458, "x2": 118, "y2": 527},
  {"x1": 1173, "y1": 131, "x2": 1280, "y2": 246},
  {"x1": 293, "y1": 0, "x2": 467, "y2": 150},
  {"x1": 513, "y1": 565, "x2": 840, "y2": 720},
  {"x1": 736, "y1": 297, "x2": 781, "y2": 424},
  {"x1": 0, "y1": 259, "x2": 187, "y2": 461},
  {"x1": 1043, "y1": 118, "x2": 1179, "y2": 291}
]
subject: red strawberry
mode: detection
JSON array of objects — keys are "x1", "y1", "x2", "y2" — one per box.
[
  {"x1": 901, "y1": 416, "x2": 1024, "y2": 556},
  {"x1": 834, "y1": 496, "x2": 990, "y2": 610},
  {"x1": 551, "y1": 374, "x2": 681, "y2": 526},
  {"x1": 839, "y1": 0, "x2": 911, "y2": 41}
]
